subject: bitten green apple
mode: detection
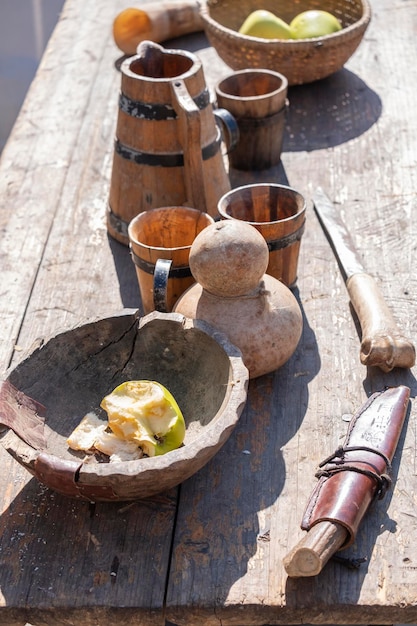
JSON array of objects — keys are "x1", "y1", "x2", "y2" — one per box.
[
  {"x1": 238, "y1": 9, "x2": 292, "y2": 39},
  {"x1": 101, "y1": 380, "x2": 185, "y2": 457},
  {"x1": 290, "y1": 10, "x2": 342, "y2": 39}
]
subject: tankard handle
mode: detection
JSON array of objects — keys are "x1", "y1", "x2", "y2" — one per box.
[
  {"x1": 213, "y1": 108, "x2": 240, "y2": 154},
  {"x1": 171, "y1": 78, "x2": 207, "y2": 212},
  {"x1": 153, "y1": 258, "x2": 172, "y2": 313}
]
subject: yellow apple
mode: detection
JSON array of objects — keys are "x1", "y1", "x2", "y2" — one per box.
[
  {"x1": 238, "y1": 10, "x2": 292, "y2": 39},
  {"x1": 290, "y1": 10, "x2": 342, "y2": 39},
  {"x1": 100, "y1": 380, "x2": 185, "y2": 457}
]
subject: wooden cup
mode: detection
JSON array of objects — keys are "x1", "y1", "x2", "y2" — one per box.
[
  {"x1": 215, "y1": 69, "x2": 288, "y2": 171},
  {"x1": 218, "y1": 184, "x2": 306, "y2": 288},
  {"x1": 128, "y1": 206, "x2": 214, "y2": 314}
]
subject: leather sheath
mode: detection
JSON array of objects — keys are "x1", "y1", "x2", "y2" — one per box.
[{"x1": 301, "y1": 385, "x2": 410, "y2": 549}]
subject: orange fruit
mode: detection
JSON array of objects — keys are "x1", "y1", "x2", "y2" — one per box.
[{"x1": 113, "y1": 8, "x2": 152, "y2": 55}]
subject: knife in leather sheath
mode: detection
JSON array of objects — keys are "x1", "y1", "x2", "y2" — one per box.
[
  {"x1": 313, "y1": 187, "x2": 415, "y2": 372},
  {"x1": 283, "y1": 384, "x2": 410, "y2": 577}
]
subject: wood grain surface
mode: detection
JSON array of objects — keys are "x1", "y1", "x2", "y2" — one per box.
[{"x1": 0, "y1": 0, "x2": 416, "y2": 624}]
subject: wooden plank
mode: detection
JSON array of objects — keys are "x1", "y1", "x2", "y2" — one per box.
[
  {"x1": 0, "y1": 0, "x2": 140, "y2": 374},
  {"x1": 0, "y1": 1, "x2": 178, "y2": 624},
  {"x1": 0, "y1": 1, "x2": 112, "y2": 371},
  {"x1": 0, "y1": 487, "x2": 177, "y2": 626},
  {"x1": 165, "y1": 0, "x2": 417, "y2": 623},
  {"x1": 0, "y1": 0, "x2": 416, "y2": 623}
]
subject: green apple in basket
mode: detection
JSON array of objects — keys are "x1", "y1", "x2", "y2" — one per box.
[
  {"x1": 290, "y1": 10, "x2": 342, "y2": 38},
  {"x1": 238, "y1": 9, "x2": 292, "y2": 39}
]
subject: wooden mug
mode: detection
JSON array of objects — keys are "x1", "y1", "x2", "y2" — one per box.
[
  {"x1": 108, "y1": 41, "x2": 231, "y2": 245},
  {"x1": 128, "y1": 206, "x2": 214, "y2": 314},
  {"x1": 218, "y1": 183, "x2": 306, "y2": 288},
  {"x1": 215, "y1": 69, "x2": 288, "y2": 171}
]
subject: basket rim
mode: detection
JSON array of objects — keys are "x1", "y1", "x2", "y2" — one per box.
[{"x1": 200, "y1": 0, "x2": 372, "y2": 46}]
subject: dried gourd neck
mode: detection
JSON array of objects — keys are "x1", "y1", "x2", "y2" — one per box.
[{"x1": 201, "y1": 281, "x2": 270, "y2": 300}]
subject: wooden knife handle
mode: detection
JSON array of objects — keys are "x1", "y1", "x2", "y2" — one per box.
[
  {"x1": 283, "y1": 521, "x2": 348, "y2": 577},
  {"x1": 346, "y1": 272, "x2": 415, "y2": 372}
]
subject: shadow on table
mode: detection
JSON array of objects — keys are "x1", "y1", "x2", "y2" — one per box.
[
  {"x1": 0, "y1": 473, "x2": 177, "y2": 623},
  {"x1": 168, "y1": 34, "x2": 382, "y2": 156},
  {"x1": 283, "y1": 68, "x2": 382, "y2": 152},
  {"x1": 107, "y1": 234, "x2": 144, "y2": 311},
  {"x1": 166, "y1": 295, "x2": 321, "y2": 609}
]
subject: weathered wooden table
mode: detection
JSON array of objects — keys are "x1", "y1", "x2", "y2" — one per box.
[{"x1": 1, "y1": 0, "x2": 416, "y2": 624}]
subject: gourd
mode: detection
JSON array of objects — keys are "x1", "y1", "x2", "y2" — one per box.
[{"x1": 174, "y1": 221, "x2": 303, "y2": 378}]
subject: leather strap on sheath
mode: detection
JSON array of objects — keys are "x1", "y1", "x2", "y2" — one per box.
[{"x1": 301, "y1": 385, "x2": 410, "y2": 549}]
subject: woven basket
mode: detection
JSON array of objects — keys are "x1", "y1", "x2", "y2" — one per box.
[{"x1": 200, "y1": 0, "x2": 372, "y2": 85}]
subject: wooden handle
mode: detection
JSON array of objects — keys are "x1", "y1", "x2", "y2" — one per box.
[
  {"x1": 171, "y1": 79, "x2": 207, "y2": 212},
  {"x1": 346, "y1": 272, "x2": 416, "y2": 372},
  {"x1": 153, "y1": 258, "x2": 172, "y2": 313},
  {"x1": 113, "y1": 1, "x2": 204, "y2": 56},
  {"x1": 283, "y1": 521, "x2": 348, "y2": 577}
]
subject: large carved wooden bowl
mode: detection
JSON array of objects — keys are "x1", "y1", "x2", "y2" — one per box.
[{"x1": 0, "y1": 312, "x2": 248, "y2": 501}]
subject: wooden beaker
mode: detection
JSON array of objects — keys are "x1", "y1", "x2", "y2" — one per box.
[
  {"x1": 128, "y1": 206, "x2": 214, "y2": 314},
  {"x1": 215, "y1": 69, "x2": 288, "y2": 171},
  {"x1": 218, "y1": 183, "x2": 306, "y2": 288}
]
